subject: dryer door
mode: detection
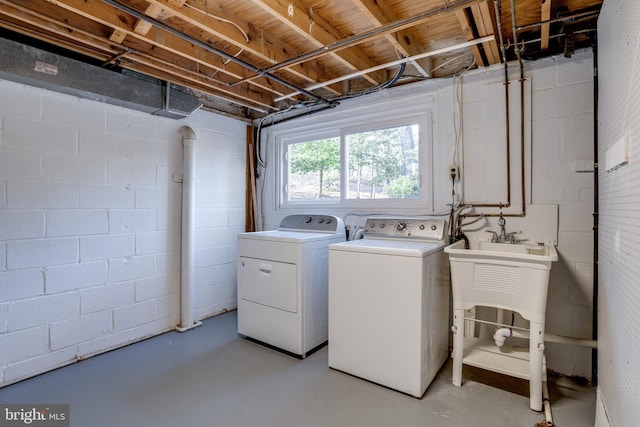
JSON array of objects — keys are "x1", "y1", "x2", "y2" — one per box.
[{"x1": 238, "y1": 257, "x2": 298, "y2": 313}]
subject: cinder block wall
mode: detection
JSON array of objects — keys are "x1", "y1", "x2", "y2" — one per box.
[{"x1": 0, "y1": 80, "x2": 245, "y2": 386}]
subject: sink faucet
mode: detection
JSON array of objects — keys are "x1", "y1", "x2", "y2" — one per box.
[{"x1": 486, "y1": 215, "x2": 523, "y2": 244}]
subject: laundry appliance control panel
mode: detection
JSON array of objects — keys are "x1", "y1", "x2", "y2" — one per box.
[{"x1": 363, "y1": 218, "x2": 446, "y2": 241}]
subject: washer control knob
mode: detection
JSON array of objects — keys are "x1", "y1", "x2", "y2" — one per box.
[
  {"x1": 380, "y1": 223, "x2": 385, "y2": 228},
  {"x1": 419, "y1": 224, "x2": 425, "y2": 230},
  {"x1": 325, "y1": 218, "x2": 332, "y2": 224},
  {"x1": 318, "y1": 217, "x2": 325, "y2": 223},
  {"x1": 305, "y1": 216, "x2": 312, "y2": 223},
  {"x1": 396, "y1": 222, "x2": 407, "y2": 232},
  {"x1": 431, "y1": 224, "x2": 437, "y2": 231}
]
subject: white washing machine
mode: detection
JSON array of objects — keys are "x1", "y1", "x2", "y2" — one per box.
[
  {"x1": 328, "y1": 218, "x2": 449, "y2": 397},
  {"x1": 237, "y1": 214, "x2": 345, "y2": 357}
]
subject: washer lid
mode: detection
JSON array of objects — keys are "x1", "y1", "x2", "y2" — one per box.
[
  {"x1": 238, "y1": 229, "x2": 346, "y2": 243},
  {"x1": 329, "y1": 238, "x2": 445, "y2": 257}
]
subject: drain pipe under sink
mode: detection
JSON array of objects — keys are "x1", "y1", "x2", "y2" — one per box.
[{"x1": 176, "y1": 125, "x2": 202, "y2": 332}]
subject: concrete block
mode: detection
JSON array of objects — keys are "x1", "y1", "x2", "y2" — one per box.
[
  {"x1": 80, "y1": 282, "x2": 135, "y2": 314},
  {"x1": 4, "y1": 347, "x2": 78, "y2": 385},
  {"x1": 0, "y1": 242, "x2": 5, "y2": 272},
  {"x1": 5, "y1": 292, "x2": 79, "y2": 332},
  {"x1": 7, "y1": 238, "x2": 78, "y2": 270},
  {"x1": 46, "y1": 261, "x2": 108, "y2": 294},
  {"x1": 42, "y1": 154, "x2": 106, "y2": 184},
  {"x1": 79, "y1": 130, "x2": 133, "y2": 160},
  {"x1": 80, "y1": 234, "x2": 134, "y2": 262},
  {"x1": 0, "y1": 81, "x2": 42, "y2": 120},
  {"x1": 195, "y1": 208, "x2": 228, "y2": 228},
  {"x1": 113, "y1": 300, "x2": 157, "y2": 331},
  {"x1": 556, "y1": 55, "x2": 593, "y2": 86},
  {"x1": 156, "y1": 293, "x2": 179, "y2": 318},
  {"x1": 0, "y1": 182, "x2": 5, "y2": 210},
  {"x1": 213, "y1": 262, "x2": 236, "y2": 285},
  {"x1": 214, "y1": 227, "x2": 244, "y2": 247},
  {"x1": 195, "y1": 187, "x2": 214, "y2": 208},
  {"x1": 0, "y1": 149, "x2": 42, "y2": 180},
  {"x1": 0, "y1": 269, "x2": 45, "y2": 301},
  {"x1": 106, "y1": 110, "x2": 156, "y2": 139},
  {"x1": 0, "y1": 210, "x2": 45, "y2": 240},
  {"x1": 79, "y1": 184, "x2": 134, "y2": 209},
  {"x1": 195, "y1": 246, "x2": 228, "y2": 268},
  {"x1": 558, "y1": 231, "x2": 594, "y2": 264},
  {"x1": 0, "y1": 325, "x2": 48, "y2": 366},
  {"x1": 196, "y1": 281, "x2": 236, "y2": 308},
  {"x1": 559, "y1": 203, "x2": 594, "y2": 232},
  {"x1": 77, "y1": 330, "x2": 134, "y2": 358},
  {"x1": 156, "y1": 251, "x2": 180, "y2": 276},
  {"x1": 157, "y1": 207, "x2": 180, "y2": 231},
  {"x1": 47, "y1": 210, "x2": 108, "y2": 237},
  {"x1": 194, "y1": 229, "x2": 216, "y2": 248},
  {"x1": 135, "y1": 230, "x2": 180, "y2": 255},
  {"x1": 132, "y1": 316, "x2": 177, "y2": 340},
  {"x1": 108, "y1": 255, "x2": 156, "y2": 283},
  {"x1": 228, "y1": 209, "x2": 244, "y2": 227},
  {"x1": 7, "y1": 181, "x2": 79, "y2": 209},
  {"x1": 108, "y1": 209, "x2": 157, "y2": 234},
  {"x1": 3, "y1": 117, "x2": 77, "y2": 154},
  {"x1": 569, "y1": 262, "x2": 594, "y2": 306},
  {"x1": 133, "y1": 139, "x2": 181, "y2": 166},
  {"x1": 532, "y1": 118, "x2": 562, "y2": 162},
  {"x1": 194, "y1": 266, "x2": 216, "y2": 288},
  {"x1": 50, "y1": 311, "x2": 112, "y2": 350},
  {"x1": 42, "y1": 94, "x2": 107, "y2": 130},
  {"x1": 195, "y1": 299, "x2": 236, "y2": 321},
  {"x1": 107, "y1": 159, "x2": 156, "y2": 186},
  {"x1": 135, "y1": 186, "x2": 180, "y2": 209},
  {"x1": 135, "y1": 272, "x2": 180, "y2": 301},
  {"x1": 560, "y1": 113, "x2": 594, "y2": 161}
]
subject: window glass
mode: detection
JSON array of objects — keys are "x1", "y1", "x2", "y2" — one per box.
[
  {"x1": 345, "y1": 124, "x2": 419, "y2": 200},
  {"x1": 287, "y1": 137, "x2": 340, "y2": 201}
]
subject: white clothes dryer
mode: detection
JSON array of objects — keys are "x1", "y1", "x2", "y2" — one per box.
[
  {"x1": 237, "y1": 214, "x2": 345, "y2": 357},
  {"x1": 328, "y1": 218, "x2": 449, "y2": 397}
]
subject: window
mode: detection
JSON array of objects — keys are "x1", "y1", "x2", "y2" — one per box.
[
  {"x1": 344, "y1": 124, "x2": 419, "y2": 200},
  {"x1": 277, "y1": 98, "x2": 433, "y2": 210}
]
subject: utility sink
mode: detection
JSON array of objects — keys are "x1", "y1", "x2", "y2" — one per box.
[
  {"x1": 444, "y1": 239, "x2": 558, "y2": 323},
  {"x1": 446, "y1": 239, "x2": 558, "y2": 262}
]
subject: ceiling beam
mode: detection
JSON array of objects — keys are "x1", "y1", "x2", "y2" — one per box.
[
  {"x1": 350, "y1": 0, "x2": 431, "y2": 77},
  {"x1": 247, "y1": 0, "x2": 386, "y2": 85},
  {"x1": 144, "y1": 0, "x2": 340, "y2": 94},
  {"x1": 35, "y1": 0, "x2": 291, "y2": 107},
  {"x1": 540, "y1": 0, "x2": 552, "y2": 50}
]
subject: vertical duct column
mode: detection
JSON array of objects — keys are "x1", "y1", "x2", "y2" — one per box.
[{"x1": 177, "y1": 126, "x2": 201, "y2": 332}]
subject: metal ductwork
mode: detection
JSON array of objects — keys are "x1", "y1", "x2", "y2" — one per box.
[{"x1": 0, "y1": 37, "x2": 201, "y2": 119}]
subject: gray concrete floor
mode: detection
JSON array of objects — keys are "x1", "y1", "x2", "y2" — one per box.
[{"x1": 0, "y1": 310, "x2": 595, "y2": 427}]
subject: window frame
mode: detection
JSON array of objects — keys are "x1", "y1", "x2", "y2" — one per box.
[{"x1": 275, "y1": 96, "x2": 434, "y2": 211}]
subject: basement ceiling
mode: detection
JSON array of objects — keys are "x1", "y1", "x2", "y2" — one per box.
[{"x1": 0, "y1": 0, "x2": 601, "y2": 121}]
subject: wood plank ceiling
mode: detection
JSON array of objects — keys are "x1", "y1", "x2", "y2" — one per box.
[{"x1": 0, "y1": 0, "x2": 601, "y2": 121}]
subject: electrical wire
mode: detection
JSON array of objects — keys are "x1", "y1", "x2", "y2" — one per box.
[{"x1": 184, "y1": 1, "x2": 250, "y2": 75}]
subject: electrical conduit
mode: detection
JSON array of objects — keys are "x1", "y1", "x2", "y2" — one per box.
[{"x1": 177, "y1": 126, "x2": 202, "y2": 332}]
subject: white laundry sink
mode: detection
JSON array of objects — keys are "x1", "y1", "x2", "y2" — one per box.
[{"x1": 444, "y1": 239, "x2": 558, "y2": 323}]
